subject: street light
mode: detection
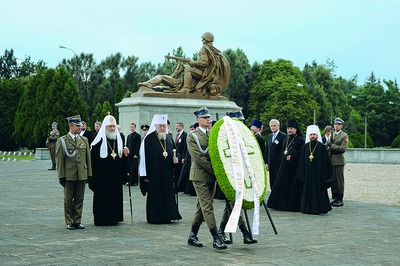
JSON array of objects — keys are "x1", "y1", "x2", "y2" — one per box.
[
  {"x1": 59, "y1": 45, "x2": 79, "y2": 91},
  {"x1": 351, "y1": 95, "x2": 367, "y2": 149},
  {"x1": 298, "y1": 83, "x2": 316, "y2": 124}
]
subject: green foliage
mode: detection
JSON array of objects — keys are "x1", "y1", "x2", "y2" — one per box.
[
  {"x1": 0, "y1": 78, "x2": 24, "y2": 150},
  {"x1": 391, "y1": 135, "x2": 400, "y2": 148},
  {"x1": 13, "y1": 67, "x2": 88, "y2": 149},
  {"x1": 102, "y1": 101, "x2": 112, "y2": 118},
  {"x1": 348, "y1": 132, "x2": 374, "y2": 148},
  {"x1": 249, "y1": 59, "x2": 314, "y2": 133},
  {"x1": 114, "y1": 81, "x2": 124, "y2": 121},
  {"x1": 222, "y1": 48, "x2": 252, "y2": 117},
  {"x1": 3, "y1": 47, "x2": 400, "y2": 150}
]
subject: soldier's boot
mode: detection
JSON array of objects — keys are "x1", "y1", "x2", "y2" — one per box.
[
  {"x1": 48, "y1": 163, "x2": 56, "y2": 170},
  {"x1": 210, "y1": 228, "x2": 227, "y2": 250},
  {"x1": 218, "y1": 222, "x2": 232, "y2": 244},
  {"x1": 187, "y1": 224, "x2": 203, "y2": 247},
  {"x1": 239, "y1": 224, "x2": 258, "y2": 244}
]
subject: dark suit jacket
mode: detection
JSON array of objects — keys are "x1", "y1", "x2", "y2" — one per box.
[
  {"x1": 264, "y1": 131, "x2": 286, "y2": 171},
  {"x1": 175, "y1": 131, "x2": 188, "y2": 160},
  {"x1": 82, "y1": 130, "x2": 93, "y2": 143}
]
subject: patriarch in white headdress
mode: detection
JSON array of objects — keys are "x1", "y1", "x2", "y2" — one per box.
[{"x1": 91, "y1": 114, "x2": 123, "y2": 158}]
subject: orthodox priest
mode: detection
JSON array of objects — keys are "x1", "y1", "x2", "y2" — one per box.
[
  {"x1": 139, "y1": 114, "x2": 181, "y2": 224},
  {"x1": 90, "y1": 114, "x2": 129, "y2": 226},
  {"x1": 267, "y1": 119, "x2": 305, "y2": 212},
  {"x1": 297, "y1": 125, "x2": 335, "y2": 215}
]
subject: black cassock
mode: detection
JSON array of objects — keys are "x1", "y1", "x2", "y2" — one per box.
[
  {"x1": 267, "y1": 134, "x2": 304, "y2": 211},
  {"x1": 143, "y1": 132, "x2": 181, "y2": 224},
  {"x1": 297, "y1": 140, "x2": 335, "y2": 214},
  {"x1": 90, "y1": 138, "x2": 128, "y2": 225}
]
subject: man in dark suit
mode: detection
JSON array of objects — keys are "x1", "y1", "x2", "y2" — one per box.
[
  {"x1": 80, "y1": 121, "x2": 93, "y2": 143},
  {"x1": 56, "y1": 115, "x2": 92, "y2": 230},
  {"x1": 187, "y1": 107, "x2": 227, "y2": 250},
  {"x1": 126, "y1": 123, "x2": 141, "y2": 186},
  {"x1": 264, "y1": 119, "x2": 286, "y2": 189},
  {"x1": 175, "y1": 122, "x2": 187, "y2": 191},
  {"x1": 322, "y1": 126, "x2": 333, "y2": 144}
]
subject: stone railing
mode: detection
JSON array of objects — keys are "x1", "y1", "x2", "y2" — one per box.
[
  {"x1": 345, "y1": 148, "x2": 400, "y2": 164},
  {"x1": 34, "y1": 148, "x2": 51, "y2": 160}
]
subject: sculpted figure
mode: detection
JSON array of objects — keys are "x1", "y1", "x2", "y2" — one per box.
[{"x1": 138, "y1": 32, "x2": 230, "y2": 96}]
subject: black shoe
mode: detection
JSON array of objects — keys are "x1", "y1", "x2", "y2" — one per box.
[
  {"x1": 243, "y1": 233, "x2": 258, "y2": 244},
  {"x1": 218, "y1": 230, "x2": 232, "y2": 244},
  {"x1": 66, "y1": 224, "x2": 76, "y2": 230},
  {"x1": 74, "y1": 223, "x2": 85, "y2": 229},
  {"x1": 332, "y1": 199, "x2": 344, "y2": 207},
  {"x1": 188, "y1": 232, "x2": 203, "y2": 247},
  {"x1": 48, "y1": 168, "x2": 56, "y2": 170},
  {"x1": 330, "y1": 198, "x2": 338, "y2": 206}
]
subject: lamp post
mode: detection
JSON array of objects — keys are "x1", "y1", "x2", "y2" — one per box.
[
  {"x1": 351, "y1": 95, "x2": 367, "y2": 148},
  {"x1": 59, "y1": 45, "x2": 79, "y2": 91},
  {"x1": 297, "y1": 83, "x2": 316, "y2": 124}
]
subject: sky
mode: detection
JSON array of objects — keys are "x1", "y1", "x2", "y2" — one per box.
[{"x1": 2, "y1": 0, "x2": 400, "y2": 85}]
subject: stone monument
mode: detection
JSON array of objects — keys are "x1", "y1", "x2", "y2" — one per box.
[{"x1": 116, "y1": 32, "x2": 242, "y2": 136}]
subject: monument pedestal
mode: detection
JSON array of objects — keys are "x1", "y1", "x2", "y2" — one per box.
[{"x1": 116, "y1": 92, "x2": 241, "y2": 137}]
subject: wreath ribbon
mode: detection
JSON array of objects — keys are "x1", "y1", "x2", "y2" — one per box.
[{"x1": 223, "y1": 117, "x2": 260, "y2": 235}]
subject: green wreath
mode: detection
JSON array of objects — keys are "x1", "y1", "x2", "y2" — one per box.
[{"x1": 209, "y1": 118, "x2": 267, "y2": 209}]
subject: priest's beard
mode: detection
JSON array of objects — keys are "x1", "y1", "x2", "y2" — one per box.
[
  {"x1": 157, "y1": 132, "x2": 166, "y2": 140},
  {"x1": 106, "y1": 130, "x2": 117, "y2": 140}
]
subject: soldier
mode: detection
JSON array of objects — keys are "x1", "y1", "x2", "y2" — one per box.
[
  {"x1": 47, "y1": 122, "x2": 60, "y2": 170},
  {"x1": 186, "y1": 107, "x2": 227, "y2": 250},
  {"x1": 56, "y1": 115, "x2": 92, "y2": 230},
  {"x1": 327, "y1": 117, "x2": 349, "y2": 207}
]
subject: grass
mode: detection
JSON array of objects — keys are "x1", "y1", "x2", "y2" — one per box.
[{"x1": 1, "y1": 155, "x2": 35, "y2": 161}]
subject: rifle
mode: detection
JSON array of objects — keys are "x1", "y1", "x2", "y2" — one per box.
[{"x1": 164, "y1": 55, "x2": 190, "y2": 63}]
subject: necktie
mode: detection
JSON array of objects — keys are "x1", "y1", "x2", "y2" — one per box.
[
  {"x1": 175, "y1": 132, "x2": 180, "y2": 143},
  {"x1": 272, "y1": 133, "x2": 276, "y2": 143}
]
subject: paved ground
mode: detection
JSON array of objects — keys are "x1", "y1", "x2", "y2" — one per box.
[{"x1": 0, "y1": 160, "x2": 399, "y2": 265}]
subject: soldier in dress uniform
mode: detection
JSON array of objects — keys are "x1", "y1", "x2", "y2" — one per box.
[
  {"x1": 47, "y1": 122, "x2": 60, "y2": 170},
  {"x1": 186, "y1": 107, "x2": 227, "y2": 250},
  {"x1": 56, "y1": 115, "x2": 92, "y2": 230},
  {"x1": 327, "y1": 117, "x2": 349, "y2": 207}
]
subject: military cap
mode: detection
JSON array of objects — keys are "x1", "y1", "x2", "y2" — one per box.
[
  {"x1": 194, "y1": 107, "x2": 211, "y2": 118},
  {"x1": 141, "y1": 124, "x2": 150, "y2": 130},
  {"x1": 66, "y1": 115, "x2": 82, "y2": 126},
  {"x1": 227, "y1": 110, "x2": 245, "y2": 121},
  {"x1": 51, "y1": 122, "x2": 58, "y2": 126},
  {"x1": 334, "y1": 117, "x2": 344, "y2": 124}
]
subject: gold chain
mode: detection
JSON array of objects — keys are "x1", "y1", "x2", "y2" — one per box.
[
  {"x1": 107, "y1": 139, "x2": 117, "y2": 160},
  {"x1": 284, "y1": 135, "x2": 297, "y2": 155},
  {"x1": 157, "y1": 134, "x2": 168, "y2": 159},
  {"x1": 308, "y1": 141, "x2": 318, "y2": 161}
]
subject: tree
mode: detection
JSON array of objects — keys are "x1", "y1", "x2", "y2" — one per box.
[
  {"x1": 13, "y1": 67, "x2": 88, "y2": 149},
  {"x1": 114, "y1": 81, "x2": 124, "y2": 121},
  {"x1": 249, "y1": 59, "x2": 314, "y2": 133},
  {"x1": 0, "y1": 78, "x2": 24, "y2": 150},
  {"x1": 223, "y1": 48, "x2": 252, "y2": 118}
]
